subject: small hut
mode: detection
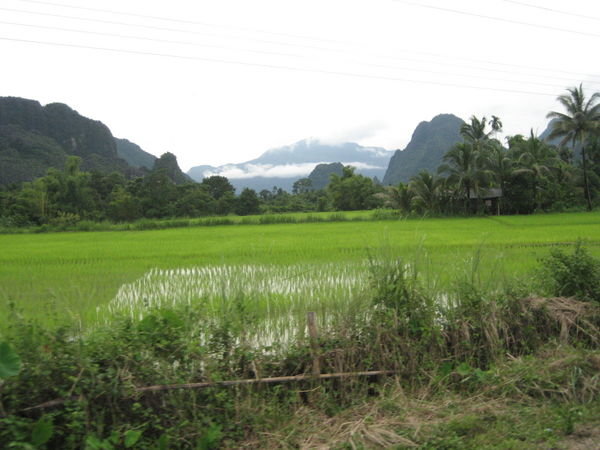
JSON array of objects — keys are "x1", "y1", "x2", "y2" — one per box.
[{"x1": 469, "y1": 188, "x2": 503, "y2": 215}]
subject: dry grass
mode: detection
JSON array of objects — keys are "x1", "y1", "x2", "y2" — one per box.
[
  {"x1": 235, "y1": 345, "x2": 600, "y2": 449},
  {"x1": 524, "y1": 296, "x2": 600, "y2": 345},
  {"x1": 238, "y1": 388, "x2": 513, "y2": 449}
]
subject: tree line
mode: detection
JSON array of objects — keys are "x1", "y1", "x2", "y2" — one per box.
[
  {"x1": 1, "y1": 85, "x2": 599, "y2": 227},
  {"x1": 382, "y1": 84, "x2": 600, "y2": 215}
]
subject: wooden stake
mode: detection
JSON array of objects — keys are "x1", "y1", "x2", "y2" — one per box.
[{"x1": 307, "y1": 311, "x2": 320, "y2": 377}]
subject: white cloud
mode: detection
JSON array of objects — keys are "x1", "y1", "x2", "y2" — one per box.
[
  {"x1": 344, "y1": 162, "x2": 384, "y2": 170},
  {"x1": 202, "y1": 161, "x2": 385, "y2": 179},
  {"x1": 319, "y1": 120, "x2": 389, "y2": 145},
  {"x1": 203, "y1": 163, "x2": 319, "y2": 179}
]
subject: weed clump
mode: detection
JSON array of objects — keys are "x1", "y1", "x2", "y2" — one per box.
[{"x1": 539, "y1": 241, "x2": 600, "y2": 303}]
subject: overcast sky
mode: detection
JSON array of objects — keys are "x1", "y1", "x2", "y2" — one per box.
[{"x1": 1, "y1": 0, "x2": 600, "y2": 171}]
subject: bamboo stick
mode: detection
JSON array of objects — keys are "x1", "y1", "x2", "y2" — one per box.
[
  {"x1": 136, "y1": 370, "x2": 395, "y2": 393},
  {"x1": 21, "y1": 371, "x2": 396, "y2": 411}
]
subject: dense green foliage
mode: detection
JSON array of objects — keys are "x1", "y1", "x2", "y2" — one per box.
[
  {"x1": 328, "y1": 166, "x2": 379, "y2": 210},
  {"x1": 390, "y1": 111, "x2": 600, "y2": 216},
  {"x1": 151, "y1": 152, "x2": 191, "y2": 185},
  {"x1": 547, "y1": 84, "x2": 600, "y2": 211},
  {"x1": 383, "y1": 87, "x2": 600, "y2": 216},
  {"x1": 0, "y1": 160, "x2": 253, "y2": 225},
  {"x1": 540, "y1": 241, "x2": 600, "y2": 303}
]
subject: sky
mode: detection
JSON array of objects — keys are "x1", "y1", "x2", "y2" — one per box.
[{"x1": 1, "y1": 0, "x2": 600, "y2": 172}]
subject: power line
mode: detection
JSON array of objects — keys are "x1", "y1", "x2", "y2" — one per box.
[
  {"x1": 393, "y1": 0, "x2": 600, "y2": 38},
  {"x1": 12, "y1": 0, "x2": 348, "y2": 45},
  {"x1": 3, "y1": 3, "x2": 599, "y2": 85},
  {"x1": 499, "y1": 0, "x2": 600, "y2": 22},
  {"x1": 0, "y1": 20, "x2": 312, "y2": 60},
  {"x1": 5, "y1": 1, "x2": 600, "y2": 82},
  {"x1": 0, "y1": 35, "x2": 558, "y2": 97},
  {"x1": 0, "y1": 6, "x2": 338, "y2": 54},
  {"x1": 0, "y1": 20, "x2": 579, "y2": 90}
]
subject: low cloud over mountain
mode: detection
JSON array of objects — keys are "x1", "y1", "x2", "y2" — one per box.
[{"x1": 188, "y1": 139, "x2": 394, "y2": 192}]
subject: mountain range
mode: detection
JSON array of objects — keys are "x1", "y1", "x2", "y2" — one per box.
[
  {"x1": 186, "y1": 114, "x2": 468, "y2": 191},
  {"x1": 187, "y1": 140, "x2": 394, "y2": 192},
  {"x1": 0, "y1": 97, "x2": 187, "y2": 186},
  {"x1": 1, "y1": 96, "x2": 562, "y2": 193}
]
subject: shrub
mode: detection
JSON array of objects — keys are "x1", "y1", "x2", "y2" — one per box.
[{"x1": 539, "y1": 241, "x2": 600, "y2": 303}]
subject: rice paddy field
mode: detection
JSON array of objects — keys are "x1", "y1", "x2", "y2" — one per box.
[{"x1": 1, "y1": 211, "x2": 600, "y2": 331}]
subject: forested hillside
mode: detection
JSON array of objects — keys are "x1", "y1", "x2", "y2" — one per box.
[
  {"x1": 0, "y1": 97, "x2": 140, "y2": 185},
  {"x1": 383, "y1": 114, "x2": 464, "y2": 185},
  {"x1": 115, "y1": 138, "x2": 156, "y2": 170}
]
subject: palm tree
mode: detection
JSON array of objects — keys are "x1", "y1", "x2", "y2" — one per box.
[
  {"x1": 460, "y1": 116, "x2": 492, "y2": 147},
  {"x1": 486, "y1": 143, "x2": 513, "y2": 213},
  {"x1": 547, "y1": 84, "x2": 600, "y2": 211},
  {"x1": 374, "y1": 184, "x2": 412, "y2": 213},
  {"x1": 439, "y1": 142, "x2": 490, "y2": 213},
  {"x1": 489, "y1": 115, "x2": 503, "y2": 138},
  {"x1": 512, "y1": 130, "x2": 559, "y2": 211},
  {"x1": 408, "y1": 171, "x2": 442, "y2": 214}
]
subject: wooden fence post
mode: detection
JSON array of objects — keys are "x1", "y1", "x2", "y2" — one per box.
[{"x1": 307, "y1": 311, "x2": 320, "y2": 377}]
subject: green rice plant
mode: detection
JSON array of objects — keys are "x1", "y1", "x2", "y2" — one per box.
[
  {"x1": 1, "y1": 211, "x2": 599, "y2": 329},
  {"x1": 97, "y1": 263, "x2": 372, "y2": 351}
]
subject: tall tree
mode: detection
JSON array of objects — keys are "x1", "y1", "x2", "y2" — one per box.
[
  {"x1": 374, "y1": 183, "x2": 413, "y2": 213},
  {"x1": 328, "y1": 166, "x2": 378, "y2": 211},
  {"x1": 511, "y1": 131, "x2": 559, "y2": 211},
  {"x1": 292, "y1": 178, "x2": 313, "y2": 195},
  {"x1": 460, "y1": 115, "x2": 492, "y2": 147},
  {"x1": 408, "y1": 170, "x2": 442, "y2": 214},
  {"x1": 439, "y1": 142, "x2": 490, "y2": 213},
  {"x1": 236, "y1": 188, "x2": 261, "y2": 216},
  {"x1": 442, "y1": 115, "x2": 500, "y2": 212},
  {"x1": 201, "y1": 176, "x2": 235, "y2": 200},
  {"x1": 547, "y1": 84, "x2": 600, "y2": 211},
  {"x1": 486, "y1": 144, "x2": 513, "y2": 213},
  {"x1": 489, "y1": 115, "x2": 503, "y2": 138}
]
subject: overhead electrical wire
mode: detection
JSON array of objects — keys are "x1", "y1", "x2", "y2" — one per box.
[
  {"x1": 0, "y1": 20, "x2": 313, "y2": 60},
  {"x1": 499, "y1": 0, "x2": 600, "y2": 22},
  {"x1": 12, "y1": 0, "x2": 349, "y2": 45},
  {"x1": 0, "y1": 35, "x2": 559, "y2": 97},
  {"x1": 1, "y1": 0, "x2": 598, "y2": 94},
  {"x1": 0, "y1": 19, "x2": 580, "y2": 90},
  {"x1": 1, "y1": 5, "x2": 597, "y2": 87},
  {"x1": 393, "y1": 0, "x2": 600, "y2": 38},
  {"x1": 0, "y1": 6, "x2": 345, "y2": 54},
  {"x1": 3, "y1": 1, "x2": 599, "y2": 82}
]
